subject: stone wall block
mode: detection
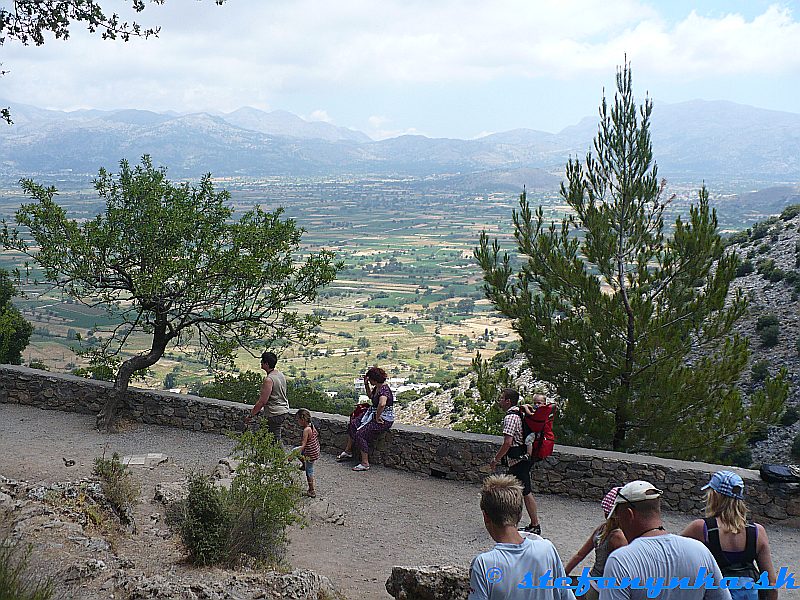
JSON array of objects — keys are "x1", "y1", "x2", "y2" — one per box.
[
  {"x1": 1, "y1": 364, "x2": 798, "y2": 528},
  {"x1": 786, "y1": 498, "x2": 800, "y2": 516}
]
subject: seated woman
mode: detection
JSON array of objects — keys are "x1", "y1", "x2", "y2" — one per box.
[
  {"x1": 336, "y1": 366, "x2": 394, "y2": 472},
  {"x1": 682, "y1": 470, "x2": 777, "y2": 600}
]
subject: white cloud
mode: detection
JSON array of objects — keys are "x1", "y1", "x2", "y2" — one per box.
[
  {"x1": 368, "y1": 115, "x2": 389, "y2": 129},
  {"x1": 2, "y1": 1, "x2": 799, "y2": 130},
  {"x1": 307, "y1": 109, "x2": 333, "y2": 123},
  {"x1": 366, "y1": 115, "x2": 424, "y2": 140}
]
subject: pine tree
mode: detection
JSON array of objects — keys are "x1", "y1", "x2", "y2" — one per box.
[{"x1": 475, "y1": 62, "x2": 787, "y2": 461}]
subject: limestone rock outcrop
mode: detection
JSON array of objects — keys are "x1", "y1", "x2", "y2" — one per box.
[{"x1": 385, "y1": 565, "x2": 470, "y2": 600}]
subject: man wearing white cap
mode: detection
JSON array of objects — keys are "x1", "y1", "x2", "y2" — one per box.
[{"x1": 600, "y1": 480, "x2": 731, "y2": 600}]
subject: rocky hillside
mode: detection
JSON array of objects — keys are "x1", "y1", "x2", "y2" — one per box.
[
  {"x1": 394, "y1": 356, "x2": 553, "y2": 429},
  {"x1": 726, "y1": 207, "x2": 800, "y2": 464},
  {"x1": 396, "y1": 210, "x2": 800, "y2": 466}
]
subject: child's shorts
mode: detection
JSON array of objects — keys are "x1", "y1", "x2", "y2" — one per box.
[{"x1": 304, "y1": 459, "x2": 316, "y2": 477}]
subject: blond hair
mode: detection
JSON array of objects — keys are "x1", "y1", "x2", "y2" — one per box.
[
  {"x1": 705, "y1": 489, "x2": 748, "y2": 533},
  {"x1": 480, "y1": 475, "x2": 523, "y2": 527},
  {"x1": 598, "y1": 515, "x2": 619, "y2": 543}
]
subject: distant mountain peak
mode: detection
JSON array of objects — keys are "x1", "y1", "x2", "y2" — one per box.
[{"x1": 1, "y1": 98, "x2": 800, "y2": 181}]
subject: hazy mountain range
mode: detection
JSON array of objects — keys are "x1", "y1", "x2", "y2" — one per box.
[{"x1": 2, "y1": 98, "x2": 800, "y2": 189}]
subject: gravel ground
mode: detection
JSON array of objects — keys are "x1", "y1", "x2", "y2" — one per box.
[{"x1": 1, "y1": 404, "x2": 798, "y2": 599}]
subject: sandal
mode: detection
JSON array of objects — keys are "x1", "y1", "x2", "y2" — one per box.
[
  {"x1": 522, "y1": 523, "x2": 541, "y2": 535},
  {"x1": 336, "y1": 452, "x2": 353, "y2": 461},
  {"x1": 305, "y1": 490, "x2": 317, "y2": 498},
  {"x1": 352, "y1": 463, "x2": 370, "y2": 471}
]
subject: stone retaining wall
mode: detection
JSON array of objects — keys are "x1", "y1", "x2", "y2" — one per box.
[{"x1": 2, "y1": 364, "x2": 798, "y2": 526}]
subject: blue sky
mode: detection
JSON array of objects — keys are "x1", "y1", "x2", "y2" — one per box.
[{"x1": 3, "y1": 0, "x2": 800, "y2": 139}]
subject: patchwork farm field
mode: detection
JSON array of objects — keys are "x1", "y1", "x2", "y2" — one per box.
[
  {"x1": 0, "y1": 173, "x2": 758, "y2": 395},
  {"x1": 0, "y1": 175, "x2": 554, "y2": 393}
]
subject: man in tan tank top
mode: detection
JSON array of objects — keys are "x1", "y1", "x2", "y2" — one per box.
[{"x1": 244, "y1": 351, "x2": 290, "y2": 444}]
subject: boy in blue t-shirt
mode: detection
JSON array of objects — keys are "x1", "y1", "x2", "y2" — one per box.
[{"x1": 469, "y1": 474, "x2": 575, "y2": 600}]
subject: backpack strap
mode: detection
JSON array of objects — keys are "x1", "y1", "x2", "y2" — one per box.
[
  {"x1": 703, "y1": 517, "x2": 732, "y2": 570},
  {"x1": 705, "y1": 517, "x2": 759, "y2": 577},
  {"x1": 505, "y1": 407, "x2": 528, "y2": 458},
  {"x1": 744, "y1": 523, "x2": 757, "y2": 562}
]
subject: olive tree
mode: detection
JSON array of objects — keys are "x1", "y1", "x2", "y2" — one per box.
[{"x1": 2, "y1": 156, "x2": 340, "y2": 429}]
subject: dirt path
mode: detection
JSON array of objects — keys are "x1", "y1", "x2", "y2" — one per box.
[{"x1": 1, "y1": 404, "x2": 798, "y2": 599}]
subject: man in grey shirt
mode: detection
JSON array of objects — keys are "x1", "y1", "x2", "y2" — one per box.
[
  {"x1": 244, "y1": 351, "x2": 290, "y2": 444},
  {"x1": 600, "y1": 480, "x2": 731, "y2": 600}
]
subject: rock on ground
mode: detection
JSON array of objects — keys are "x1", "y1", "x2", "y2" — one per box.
[
  {"x1": 116, "y1": 570, "x2": 345, "y2": 599},
  {"x1": 385, "y1": 565, "x2": 470, "y2": 600}
]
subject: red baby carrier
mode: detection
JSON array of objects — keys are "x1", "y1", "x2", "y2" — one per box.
[{"x1": 510, "y1": 403, "x2": 556, "y2": 462}]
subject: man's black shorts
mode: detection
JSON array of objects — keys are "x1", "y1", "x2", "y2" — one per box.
[{"x1": 508, "y1": 459, "x2": 532, "y2": 496}]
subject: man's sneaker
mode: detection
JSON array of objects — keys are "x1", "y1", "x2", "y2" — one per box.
[{"x1": 522, "y1": 523, "x2": 541, "y2": 535}]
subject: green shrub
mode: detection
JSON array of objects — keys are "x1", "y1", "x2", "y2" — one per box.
[
  {"x1": 756, "y1": 259, "x2": 776, "y2": 278},
  {"x1": 93, "y1": 453, "x2": 139, "y2": 525},
  {"x1": 181, "y1": 474, "x2": 231, "y2": 565},
  {"x1": 735, "y1": 260, "x2": 755, "y2": 277},
  {"x1": 784, "y1": 270, "x2": 800, "y2": 285},
  {"x1": 750, "y1": 221, "x2": 770, "y2": 241},
  {"x1": 756, "y1": 314, "x2": 779, "y2": 330},
  {"x1": 0, "y1": 534, "x2": 54, "y2": 600},
  {"x1": 725, "y1": 447, "x2": 753, "y2": 469},
  {"x1": 452, "y1": 394, "x2": 467, "y2": 412},
  {"x1": 768, "y1": 269, "x2": 784, "y2": 283},
  {"x1": 226, "y1": 428, "x2": 303, "y2": 563},
  {"x1": 725, "y1": 230, "x2": 750, "y2": 246},
  {"x1": 759, "y1": 324, "x2": 779, "y2": 348},
  {"x1": 747, "y1": 426, "x2": 769, "y2": 444},
  {"x1": 199, "y1": 370, "x2": 263, "y2": 405},
  {"x1": 426, "y1": 403, "x2": 440, "y2": 418},
  {"x1": 71, "y1": 363, "x2": 114, "y2": 381},
  {"x1": 792, "y1": 433, "x2": 800, "y2": 459},
  {"x1": 780, "y1": 406, "x2": 799, "y2": 426},
  {"x1": 26, "y1": 360, "x2": 48, "y2": 371},
  {"x1": 180, "y1": 428, "x2": 302, "y2": 566},
  {"x1": 199, "y1": 371, "x2": 351, "y2": 416},
  {"x1": 757, "y1": 243, "x2": 771, "y2": 254},
  {"x1": 396, "y1": 389, "x2": 422, "y2": 408},
  {"x1": 287, "y1": 379, "x2": 351, "y2": 416},
  {"x1": 780, "y1": 204, "x2": 800, "y2": 221},
  {"x1": 750, "y1": 360, "x2": 770, "y2": 383},
  {"x1": 754, "y1": 314, "x2": 780, "y2": 347}
]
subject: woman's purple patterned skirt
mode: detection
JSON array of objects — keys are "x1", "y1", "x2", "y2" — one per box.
[{"x1": 348, "y1": 416, "x2": 393, "y2": 454}]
